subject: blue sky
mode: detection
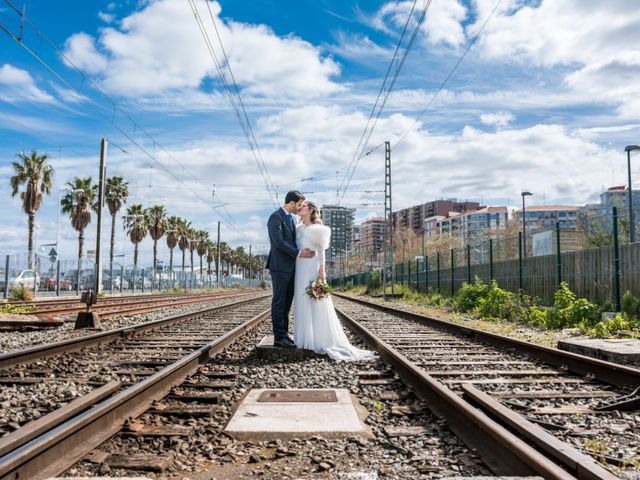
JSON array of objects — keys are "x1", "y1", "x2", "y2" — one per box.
[{"x1": 1, "y1": 0, "x2": 640, "y2": 264}]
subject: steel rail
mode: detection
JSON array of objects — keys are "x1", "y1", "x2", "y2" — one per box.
[
  {"x1": 0, "y1": 305, "x2": 270, "y2": 480},
  {"x1": 36, "y1": 291, "x2": 254, "y2": 319},
  {"x1": 7, "y1": 290, "x2": 249, "y2": 310},
  {"x1": 334, "y1": 305, "x2": 576, "y2": 479},
  {"x1": 0, "y1": 294, "x2": 269, "y2": 369},
  {"x1": 335, "y1": 294, "x2": 640, "y2": 388}
]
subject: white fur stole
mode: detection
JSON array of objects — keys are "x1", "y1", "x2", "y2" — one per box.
[{"x1": 304, "y1": 224, "x2": 331, "y2": 250}]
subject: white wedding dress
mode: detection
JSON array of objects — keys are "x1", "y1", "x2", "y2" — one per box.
[{"x1": 293, "y1": 223, "x2": 377, "y2": 362}]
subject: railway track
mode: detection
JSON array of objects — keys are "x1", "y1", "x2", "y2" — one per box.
[
  {"x1": 6, "y1": 290, "x2": 258, "y2": 320},
  {"x1": 334, "y1": 294, "x2": 640, "y2": 480},
  {"x1": 1, "y1": 290, "x2": 638, "y2": 479},
  {"x1": 0, "y1": 294, "x2": 271, "y2": 479}
]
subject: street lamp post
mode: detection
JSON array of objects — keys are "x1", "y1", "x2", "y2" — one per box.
[
  {"x1": 625, "y1": 145, "x2": 640, "y2": 243},
  {"x1": 521, "y1": 191, "x2": 533, "y2": 258},
  {"x1": 402, "y1": 238, "x2": 408, "y2": 285}
]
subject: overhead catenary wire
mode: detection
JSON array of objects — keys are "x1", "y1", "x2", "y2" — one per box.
[
  {"x1": 187, "y1": 0, "x2": 278, "y2": 208},
  {"x1": 336, "y1": 0, "x2": 433, "y2": 204},
  {"x1": 393, "y1": 0, "x2": 504, "y2": 151},
  {"x1": 0, "y1": 0, "x2": 252, "y2": 243}
]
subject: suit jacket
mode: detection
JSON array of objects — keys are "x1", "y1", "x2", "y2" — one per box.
[{"x1": 266, "y1": 208, "x2": 298, "y2": 273}]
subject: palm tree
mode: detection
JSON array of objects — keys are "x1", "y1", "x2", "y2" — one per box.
[
  {"x1": 177, "y1": 220, "x2": 191, "y2": 287},
  {"x1": 10, "y1": 149, "x2": 54, "y2": 269},
  {"x1": 146, "y1": 205, "x2": 167, "y2": 287},
  {"x1": 196, "y1": 230, "x2": 209, "y2": 277},
  {"x1": 165, "y1": 216, "x2": 181, "y2": 275},
  {"x1": 61, "y1": 177, "x2": 97, "y2": 278},
  {"x1": 206, "y1": 240, "x2": 215, "y2": 286},
  {"x1": 188, "y1": 227, "x2": 197, "y2": 276},
  {"x1": 124, "y1": 204, "x2": 148, "y2": 270},
  {"x1": 105, "y1": 176, "x2": 129, "y2": 276}
]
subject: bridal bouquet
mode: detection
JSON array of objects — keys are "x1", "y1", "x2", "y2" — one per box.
[{"x1": 305, "y1": 279, "x2": 332, "y2": 301}]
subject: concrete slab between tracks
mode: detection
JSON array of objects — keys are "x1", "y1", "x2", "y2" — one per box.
[
  {"x1": 256, "y1": 335, "x2": 323, "y2": 360},
  {"x1": 224, "y1": 388, "x2": 372, "y2": 440},
  {"x1": 557, "y1": 338, "x2": 640, "y2": 366}
]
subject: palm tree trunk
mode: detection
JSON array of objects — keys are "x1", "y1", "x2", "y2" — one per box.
[
  {"x1": 181, "y1": 250, "x2": 185, "y2": 271},
  {"x1": 134, "y1": 243, "x2": 139, "y2": 268},
  {"x1": 109, "y1": 213, "x2": 116, "y2": 273},
  {"x1": 190, "y1": 250, "x2": 194, "y2": 272},
  {"x1": 199, "y1": 255, "x2": 203, "y2": 275},
  {"x1": 28, "y1": 211, "x2": 35, "y2": 270},
  {"x1": 78, "y1": 229, "x2": 84, "y2": 261},
  {"x1": 169, "y1": 248, "x2": 174, "y2": 272},
  {"x1": 152, "y1": 238, "x2": 158, "y2": 287}
]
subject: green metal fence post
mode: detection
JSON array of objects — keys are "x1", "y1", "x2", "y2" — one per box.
[
  {"x1": 416, "y1": 258, "x2": 419, "y2": 291},
  {"x1": 518, "y1": 232, "x2": 523, "y2": 291},
  {"x1": 437, "y1": 252, "x2": 441, "y2": 294},
  {"x1": 489, "y1": 239, "x2": 493, "y2": 282},
  {"x1": 555, "y1": 222, "x2": 562, "y2": 288},
  {"x1": 450, "y1": 248, "x2": 455, "y2": 296},
  {"x1": 466, "y1": 244, "x2": 471, "y2": 284},
  {"x1": 613, "y1": 206, "x2": 621, "y2": 312},
  {"x1": 425, "y1": 256, "x2": 429, "y2": 293}
]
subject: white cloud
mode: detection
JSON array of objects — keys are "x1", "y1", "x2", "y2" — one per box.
[
  {"x1": 62, "y1": 33, "x2": 108, "y2": 75},
  {"x1": 373, "y1": 1, "x2": 468, "y2": 48},
  {"x1": 62, "y1": 0, "x2": 342, "y2": 98},
  {"x1": 0, "y1": 64, "x2": 54, "y2": 103},
  {"x1": 98, "y1": 11, "x2": 115, "y2": 23},
  {"x1": 480, "y1": 112, "x2": 514, "y2": 127}
]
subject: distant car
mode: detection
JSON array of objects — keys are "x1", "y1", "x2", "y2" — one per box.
[
  {"x1": 10, "y1": 270, "x2": 41, "y2": 289},
  {"x1": 47, "y1": 278, "x2": 73, "y2": 291}
]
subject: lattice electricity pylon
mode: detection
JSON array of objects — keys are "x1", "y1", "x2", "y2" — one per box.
[{"x1": 383, "y1": 141, "x2": 394, "y2": 300}]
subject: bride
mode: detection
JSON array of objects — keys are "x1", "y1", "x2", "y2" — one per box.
[{"x1": 293, "y1": 200, "x2": 376, "y2": 362}]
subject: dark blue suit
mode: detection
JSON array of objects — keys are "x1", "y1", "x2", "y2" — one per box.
[{"x1": 266, "y1": 208, "x2": 298, "y2": 341}]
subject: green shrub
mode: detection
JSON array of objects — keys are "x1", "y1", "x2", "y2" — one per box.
[
  {"x1": 527, "y1": 306, "x2": 549, "y2": 327},
  {"x1": 454, "y1": 277, "x2": 490, "y2": 312},
  {"x1": 9, "y1": 284, "x2": 34, "y2": 302},
  {"x1": 621, "y1": 291, "x2": 640, "y2": 319},
  {"x1": 591, "y1": 314, "x2": 639, "y2": 338},
  {"x1": 259, "y1": 281, "x2": 266, "y2": 289},
  {"x1": 344, "y1": 280, "x2": 354, "y2": 290},
  {"x1": 546, "y1": 282, "x2": 599, "y2": 329},
  {"x1": 474, "y1": 282, "x2": 519, "y2": 321},
  {"x1": 365, "y1": 271, "x2": 382, "y2": 294}
]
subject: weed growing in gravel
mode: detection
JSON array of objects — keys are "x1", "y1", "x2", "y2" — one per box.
[
  {"x1": 0, "y1": 303, "x2": 36, "y2": 314},
  {"x1": 8, "y1": 284, "x2": 34, "y2": 302},
  {"x1": 583, "y1": 438, "x2": 608, "y2": 465}
]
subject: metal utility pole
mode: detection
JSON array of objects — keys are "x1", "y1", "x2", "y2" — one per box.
[
  {"x1": 625, "y1": 145, "x2": 640, "y2": 243},
  {"x1": 383, "y1": 141, "x2": 394, "y2": 300},
  {"x1": 94, "y1": 138, "x2": 107, "y2": 294},
  {"x1": 248, "y1": 244, "x2": 252, "y2": 288},
  {"x1": 216, "y1": 221, "x2": 221, "y2": 288}
]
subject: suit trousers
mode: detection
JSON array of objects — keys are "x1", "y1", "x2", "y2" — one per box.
[{"x1": 270, "y1": 270, "x2": 295, "y2": 341}]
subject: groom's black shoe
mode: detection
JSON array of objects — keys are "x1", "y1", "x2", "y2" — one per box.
[
  {"x1": 284, "y1": 336, "x2": 295, "y2": 344},
  {"x1": 274, "y1": 338, "x2": 297, "y2": 348}
]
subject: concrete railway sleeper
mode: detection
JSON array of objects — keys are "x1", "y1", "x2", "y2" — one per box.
[{"x1": 334, "y1": 294, "x2": 640, "y2": 480}]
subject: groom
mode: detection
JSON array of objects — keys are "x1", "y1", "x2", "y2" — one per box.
[{"x1": 266, "y1": 190, "x2": 315, "y2": 348}]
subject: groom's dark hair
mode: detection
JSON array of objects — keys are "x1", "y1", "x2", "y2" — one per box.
[{"x1": 284, "y1": 190, "x2": 305, "y2": 204}]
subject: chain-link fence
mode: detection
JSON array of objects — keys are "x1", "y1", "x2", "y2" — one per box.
[
  {"x1": 334, "y1": 206, "x2": 635, "y2": 308},
  {"x1": 0, "y1": 253, "x2": 252, "y2": 298}
]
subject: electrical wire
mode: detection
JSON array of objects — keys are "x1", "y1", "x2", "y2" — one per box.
[
  {"x1": 0, "y1": 0, "x2": 252, "y2": 243},
  {"x1": 187, "y1": 0, "x2": 278, "y2": 207},
  {"x1": 393, "y1": 0, "x2": 504, "y2": 150},
  {"x1": 336, "y1": 0, "x2": 433, "y2": 204}
]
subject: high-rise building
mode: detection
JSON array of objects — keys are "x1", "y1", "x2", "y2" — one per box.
[
  {"x1": 320, "y1": 205, "x2": 356, "y2": 267},
  {"x1": 391, "y1": 199, "x2": 481, "y2": 234},
  {"x1": 356, "y1": 217, "x2": 385, "y2": 261}
]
